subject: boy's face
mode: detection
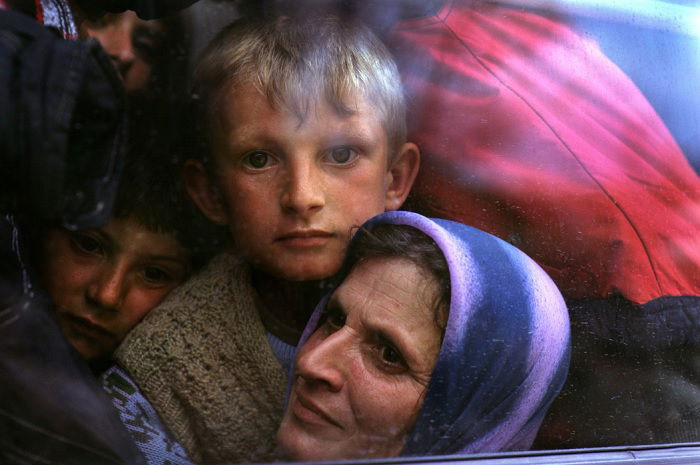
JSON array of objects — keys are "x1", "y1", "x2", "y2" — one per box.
[
  {"x1": 188, "y1": 83, "x2": 418, "y2": 282},
  {"x1": 40, "y1": 218, "x2": 191, "y2": 364},
  {"x1": 80, "y1": 11, "x2": 166, "y2": 93}
]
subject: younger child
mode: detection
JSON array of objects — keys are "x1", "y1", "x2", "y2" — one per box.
[
  {"x1": 110, "y1": 13, "x2": 420, "y2": 465},
  {"x1": 79, "y1": 10, "x2": 167, "y2": 93},
  {"x1": 39, "y1": 100, "x2": 197, "y2": 373}
]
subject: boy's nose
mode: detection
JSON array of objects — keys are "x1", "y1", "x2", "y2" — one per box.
[
  {"x1": 86, "y1": 265, "x2": 127, "y2": 312},
  {"x1": 281, "y1": 163, "x2": 325, "y2": 216},
  {"x1": 295, "y1": 330, "x2": 347, "y2": 392},
  {"x1": 106, "y1": 36, "x2": 136, "y2": 78}
]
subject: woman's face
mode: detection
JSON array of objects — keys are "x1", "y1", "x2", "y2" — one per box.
[{"x1": 277, "y1": 257, "x2": 443, "y2": 460}]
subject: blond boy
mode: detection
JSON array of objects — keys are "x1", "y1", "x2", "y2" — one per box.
[{"x1": 110, "y1": 14, "x2": 419, "y2": 464}]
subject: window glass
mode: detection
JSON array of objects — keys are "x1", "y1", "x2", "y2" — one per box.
[
  {"x1": 2, "y1": 1, "x2": 698, "y2": 464},
  {"x1": 106, "y1": 0, "x2": 700, "y2": 459},
  {"x1": 172, "y1": 0, "x2": 700, "y2": 459}
]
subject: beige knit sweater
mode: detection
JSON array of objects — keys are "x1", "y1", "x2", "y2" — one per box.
[{"x1": 115, "y1": 251, "x2": 287, "y2": 464}]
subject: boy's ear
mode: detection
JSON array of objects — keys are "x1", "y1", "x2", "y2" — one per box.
[
  {"x1": 182, "y1": 159, "x2": 229, "y2": 225},
  {"x1": 384, "y1": 142, "x2": 420, "y2": 211}
]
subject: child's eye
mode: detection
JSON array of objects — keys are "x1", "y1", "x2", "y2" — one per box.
[
  {"x1": 325, "y1": 146, "x2": 358, "y2": 165},
  {"x1": 132, "y1": 26, "x2": 164, "y2": 64},
  {"x1": 132, "y1": 29, "x2": 157, "y2": 63},
  {"x1": 70, "y1": 233, "x2": 103, "y2": 256},
  {"x1": 142, "y1": 266, "x2": 174, "y2": 285},
  {"x1": 242, "y1": 150, "x2": 275, "y2": 169}
]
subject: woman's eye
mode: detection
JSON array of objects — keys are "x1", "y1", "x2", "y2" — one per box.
[
  {"x1": 378, "y1": 342, "x2": 405, "y2": 368},
  {"x1": 321, "y1": 305, "x2": 346, "y2": 330},
  {"x1": 242, "y1": 151, "x2": 274, "y2": 169},
  {"x1": 70, "y1": 233, "x2": 102, "y2": 255},
  {"x1": 326, "y1": 147, "x2": 358, "y2": 165},
  {"x1": 328, "y1": 310, "x2": 346, "y2": 329}
]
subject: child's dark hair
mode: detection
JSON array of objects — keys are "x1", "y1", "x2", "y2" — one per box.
[
  {"x1": 115, "y1": 95, "x2": 225, "y2": 268},
  {"x1": 346, "y1": 224, "x2": 451, "y2": 333}
]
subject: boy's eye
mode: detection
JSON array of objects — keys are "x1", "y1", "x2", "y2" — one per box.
[
  {"x1": 143, "y1": 266, "x2": 172, "y2": 284},
  {"x1": 85, "y1": 14, "x2": 111, "y2": 29},
  {"x1": 132, "y1": 26, "x2": 164, "y2": 64},
  {"x1": 325, "y1": 147, "x2": 358, "y2": 165},
  {"x1": 242, "y1": 150, "x2": 274, "y2": 169},
  {"x1": 70, "y1": 233, "x2": 103, "y2": 256},
  {"x1": 132, "y1": 29, "x2": 158, "y2": 63}
]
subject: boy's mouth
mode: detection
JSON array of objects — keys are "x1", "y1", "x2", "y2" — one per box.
[
  {"x1": 276, "y1": 230, "x2": 335, "y2": 248},
  {"x1": 61, "y1": 313, "x2": 114, "y2": 342}
]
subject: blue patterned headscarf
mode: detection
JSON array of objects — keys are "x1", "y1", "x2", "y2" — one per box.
[{"x1": 295, "y1": 211, "x2": 570, "y2": 456}]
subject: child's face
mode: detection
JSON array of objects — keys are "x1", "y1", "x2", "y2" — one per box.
[
  {"x1": 187, "y1": 83, "x2": 418, "y2": 282},
  {"x1": 40, "y1": 217, "x2": 191, "y2": 364},
  {"x1": 80, "y1": 11, "x2": 166, "y2": 93}
]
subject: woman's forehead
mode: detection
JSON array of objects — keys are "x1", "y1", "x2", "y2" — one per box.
[{"x1": 334, "y1": 258, "x2": 439, "y2": 329}]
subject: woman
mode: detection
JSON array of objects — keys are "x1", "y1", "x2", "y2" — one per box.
[{"x1": 277, "y1": 211, "x2": 571, "y2": 460}]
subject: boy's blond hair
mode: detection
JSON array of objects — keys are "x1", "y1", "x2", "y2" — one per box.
[{"x1": 193, "y1": 13, "x2": 407, "y2": 155}]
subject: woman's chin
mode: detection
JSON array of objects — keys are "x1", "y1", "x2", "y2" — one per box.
[
  {"x1": 277, "y1": 419, "x2": 406, "y2": 461},
  {"x1": 277, "y1": 423, "x2": 318, "y2": 461}
]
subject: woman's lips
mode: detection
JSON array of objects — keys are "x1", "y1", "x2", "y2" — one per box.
[
  {"x1": 292, "y1": 392, "x2": 342, "y2": 429},
  {"x1": 276, "y1": 230, "x2": 334, "y2": 248}
]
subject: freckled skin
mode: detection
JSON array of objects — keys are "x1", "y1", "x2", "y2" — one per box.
[
  {"x1": 40, "y1": 218, "x2": 191, "y2": 366},
  {"x1": 186, "y1": 83, "x2": 419, "y2": 283},
  {"x1": 209, "y1": 85, "x2": 391, "y2": 281},
  {"x1": 183, "y1": 82, "x2": 419, "y2": 336},
  {"x1": 277, "y1": 257, "x2": 443, "y2": 460}
]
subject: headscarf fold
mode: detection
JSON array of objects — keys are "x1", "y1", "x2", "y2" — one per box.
[{"x1": 296, "y1": 211, "x2": 570, "y2": 456}]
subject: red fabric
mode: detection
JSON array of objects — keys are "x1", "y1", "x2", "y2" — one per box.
[
  {"x1": 34, "y1": 0, "x2": 42, "y2": 23},
  {"x1": 387, "y1": 0, "x2": 700, "y2": 304}
]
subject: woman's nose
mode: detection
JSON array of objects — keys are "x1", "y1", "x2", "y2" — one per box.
[
  {"x1": 295, "y1": 330, "x2": 348, "y2": 392},
  {"x1": 86, "y1": 265, "x2": 127, "y2": 311}
]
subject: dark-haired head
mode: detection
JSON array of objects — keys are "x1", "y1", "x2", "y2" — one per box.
[{"x1": 345, "y1": 224, "x2": 451, "y2": 334}]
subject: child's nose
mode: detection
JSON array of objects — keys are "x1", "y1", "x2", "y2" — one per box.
[
  {"x1": 281, "y1": 163, "x2": 325, "y2": 216},
  {"x1": 107, "y1": 36, "x2": 136, "y2": 77},
  {"x1": 86, "y1": 265, "x2": 127, "y2": 311},
  {"x1": 295, "y1": 330, "x2": 348, "y2": 392}
]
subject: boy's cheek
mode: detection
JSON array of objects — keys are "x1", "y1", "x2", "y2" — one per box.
[
  {"x1": 58, "y1": 319, "x2": 111, "y2": 363},
  {"x1": 120, "y1": 290, "x2": 173, "y2": 329}
]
